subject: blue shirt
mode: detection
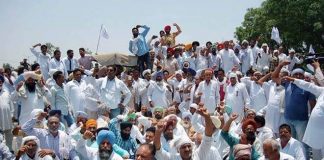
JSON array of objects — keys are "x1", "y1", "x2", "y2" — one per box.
[
  {"x1": 284, "y1": 82, "x2": 316, "y2": 121},
  {"x1": 108, "y1": 118, "x2": 138, "y2": 158},
  {"x1": 128, "y1": 25, "x2": 150, "y2": 56}
]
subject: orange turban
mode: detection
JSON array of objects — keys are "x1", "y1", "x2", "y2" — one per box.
[{"x1": 86, "y1": 119, "x2": 97, "y2": 128}]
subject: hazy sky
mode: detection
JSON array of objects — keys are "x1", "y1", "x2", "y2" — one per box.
[{"x1": 0, "y1": 0, "x2": 263, "y2": 67}]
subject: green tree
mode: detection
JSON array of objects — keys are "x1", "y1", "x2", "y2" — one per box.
[
  {"x1": 235, "y1": 0, "x2": 324, "y2": 54},
  {"x1": 3, "y1": 63, "x2": 13, "y2": 69}
]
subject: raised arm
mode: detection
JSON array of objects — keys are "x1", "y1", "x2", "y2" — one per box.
[
  {"x1": 271, "y1": 61, "x2": 290, "y2": 84},
  {"x1": 153, "y1": 120, "x2": 171, "y2": 160},
  {"x1": 172, "y1": 23, "x2": 182, "y2": 37}
]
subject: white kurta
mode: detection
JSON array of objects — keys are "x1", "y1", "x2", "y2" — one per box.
[
  {"x1": 147, "y1": 82, "x2": 169, "y2": 108},
  {"x1": 258, "y1": 83, "x2": 286, "y2": 134},
  {"x1": 256, "y1": 51, "x2": 271, "y2": 72},
  {"x1": 0, "y1": 90, "x2": 13, "y2": 130},
  {"x1": 49, "y1": 58, "x2": 68, "y2": 79},
  {"x1": 239, "y1": 48, "x2": 254, "y2": 75},
  {"x1": 286, "y1": 56, "x2": 303, "y2": 71},
  {"x1": 241, "y1": 78, "x2": 267, "y2": 112},
  {"x1": 30, "y1": 48, "x2": 51, "y2": 80},
  {"x1": 11, "y1": 86, "x2": 50, "y2": 124},
  {"x1": 65, "y1": 80, "x2": 87, "y2": 114},
  {"x1": 195, "y1": 54, "x2": 209, "y2": 71},
  {"x1": 220, "y1": 49, "x2": 240, "y2": 74},
  {"x1": 293, "y1": 79, "x2": 324, "y2": 149},
  {"x1": 225, "y1": 83, "x2": 250, "y2": 122},
  {"x1": 137, "y1": 79, "x2": 152, "y2": 107},
  {"x1": 208, "y1": 53, "x2": 222, "y2": 69},
  {"x1": 277, "y1": 137, "x2": 306, "y2": 160},
  {"x1": 196, "y1": 80, "x2": 220, "y2": 113}
]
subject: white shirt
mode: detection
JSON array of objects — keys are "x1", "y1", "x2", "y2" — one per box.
[
  {"x1": 220, "y1": 49, "x2": 240, "y2": 74},
  {"x1": 240, "y1": 77, "x2": 267, "y2": 112},
  {"x1": 76, "y1": 138, "x2": 123, "y2": 160},
  {"x1": 63, "y1": 57, "x2": 79, "y2": 73},
  {"x1": 97, "y1": 77, "x2": 131, "y2": 110},
  {"x1": 278, "y1": 53, "x2": 287, "y2": 63},
  {"x1": 256, "y1": 126, "x2": 273, "y2": 144},
  {"x1": 50, "y1": 84, "x2": 69, "y2": 115},
  {"x1": 277, "y1": 137, "x2": 306, "y2": 160},
  {"x1": 30, "y1": 48, "x2": 51, "y2": 80},
  {"x1": 155, "y1": 135, "x2": 222, "y2": 160},
  {"x1": 196, "y1": 80, "x2": 220, "y2": 113},
  {"x1": 65, "y1": 80, "x2": 87, "y2": 113},
  {"x1": 0, "y1": 89, "x2": 14, "y2": 130},
  {"x1": 286, "y1": 55, "x2": 303, "y2": 71},
  {"x1": 147, "y1": 81, "x2": 170, "y2": 108},
  {"x1": 11, "y1": 85, "x2": 51, "y2": 124},
  {"x1": 293, "y1": 79, "x2": 324, "y2": 149},
  {"x1": 225, "y1": 83, "x2": 250, "y2": 122},
  {"x1": 239, "y1": 48, "x2": 254, "y2": 75},
  {"x1": 256, "y1": 50, "x2": 271, "y2": 72},
  {"x1": 49, "y1": 58, "x2": 68, "y2": 79},
  {"x1": 259, "y1": 152, "x2": 295, "y2": 160},
  {"x1": 209, "y1": 53, "x2": 222, "y2": 70}
]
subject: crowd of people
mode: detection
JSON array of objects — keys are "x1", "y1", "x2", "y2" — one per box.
[{"x1": 0, "y1": 23, "x2": 323, "y2": 160}]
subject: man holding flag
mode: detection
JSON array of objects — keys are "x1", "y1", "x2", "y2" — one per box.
[{"x1": 129, "y1": 25, "x2": 151, "y2": 74}]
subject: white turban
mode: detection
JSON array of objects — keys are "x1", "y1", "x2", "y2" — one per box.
[
  {"x1": 291, "y1": 68, "x2": 304, "y2": 76},
  {"x1": 234, "y1": 43, "x2": 241, "y2": 50},
  {"x1": 280, "y1": 68, "x2": 290, "y2": 74},
  {"x1": 30, "y1": 109, "x2": 43, "y2": 119},
  {"x1": 171, "y1": 136, "x2": 193, "y2": 151},
  {"x1": 175, "y1": 70, "x2": 183, "y2": 75},
  {"x1": 22, "y1": 136, "x2": 40, "y2": 148},
  {"x1": 289, "y1": 48, "x2": 295, "y2": 53},
  {"x1": 142, "y1": 69, "x2": 151, "y2": 77},
  {"x1": 49, "y1": 69, "x2": 58, "y2": 78},
  {"x1": 304, "y1": 72, "x2": 313, "y2": 78},
  {"x1": 189, "y1": 103, "x2": 198, "y2": 109},
  {"x1": 23, "y1": 71, "x2": 42, "y2": 80},
  {"x1": 229, "y1": 72, "x2": 237, "y2": 78},
  {"x1": 261, "y1": 43, "x2": 268, "y2": 47},
  {"x1": 75, "y1": 111, "x2": 89, "y2": 119},
  {"x1": 236, "y1": 71, "x2": 243, "y2": 76},
  {"x1": 182, "y1": 112, "x2": 192, "y2": 120}
]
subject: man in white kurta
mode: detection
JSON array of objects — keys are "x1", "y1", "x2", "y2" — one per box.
[
  {"x1": 225, "y1": 72, "x2": 250, "y2": 122},
  {"x1": 286, "y1": 49, "x2": 303, "y2": 72},
  {"x1": 196, "y1": 69, "x2": 220, "y2": 113},
  {"x1": 220, "y1": 41, "x2": 240, "y2": 74},
  {"x1": 0, "y1": 76, "x2": 14, "y2": 151},
  {"x1": 137, "y1": 69, "x2": 153, "y2": 108},
  {"x1": 65, "y1": 69, "x2": 87, "y2": 115},
  {"x1": 96, "y1": 66, "x2": 131, "y2": 119},
  {"x1": 49, "y1": 50, "x2": 68, "y2": 79},
  {"x1": 11, "y1": 73, "x2": 51, "y2": 125},
  {"x1": 30, "y1": 43, "x2": 51, "y2": 80},
  {"x1": 255, "y1": 43, "x2": 271, "y2": 72},
  {"x1": 240, "y1": 71, "x2": 268, "y2": 112},
  {"x1": 239, "y1": 40, "x2": 254, "y2": 75},
  {"x1": 147, "y1": 72, "x2": 170, "y2": 109},
  {"x1": 287, "y1": 78, "x2": 324, "y2": 159}
]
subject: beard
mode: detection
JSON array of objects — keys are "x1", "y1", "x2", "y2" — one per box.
[
  {"x1": 156, "y1": 81, "x2": 163, "y2": 86},
  {"x1": 25, "y1": 83, "x2": 36, "y2": 92},
  {"x1": 120, "y1": 131, "x2": 130, "y2": 140},
  {"x1": 164, "y1": 133, "x2": 173, "y2": 141},
  {"x1": 246, "y1": 131, "x2": 256, "y2": 144},
  {"x1": 155, "y1": 114, "x2": 162, "y2": 120},
  {"x1": 99, "y1": 148, "x2": 112, "y2": 160}
]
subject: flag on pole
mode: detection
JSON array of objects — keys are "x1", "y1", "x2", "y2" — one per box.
[
  {"x1": 309, "y1": 44, "x2": 315, "y2": 54},
  {"x1": 271, "y1": 27, "x2": 282, "y2": 44},
  {"x1": 101, "y1": 25, "x2": 109, "y2": 39}
]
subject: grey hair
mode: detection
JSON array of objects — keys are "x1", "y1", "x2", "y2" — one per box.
[
  {"x1": 263, "y1": 138, "x2": 280, "y2": 152},
  {"x1": 97, "y1": 103, "x2": 110, "y2": 115}
]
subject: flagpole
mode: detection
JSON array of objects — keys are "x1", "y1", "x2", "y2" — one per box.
[{"x1": 95, "y1": 24, "x2": 103, "y2": 55}]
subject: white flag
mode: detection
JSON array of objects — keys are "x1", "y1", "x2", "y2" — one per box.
[
  {"x1": 101, "y1": 25, "x2": 109, "y2": 39},
  {"x1": 309, "y1": 44, "x2": 315, "y2": 54},
  {"x1": 271, "y1": 27, "x2": 282, "y2": 44}
]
